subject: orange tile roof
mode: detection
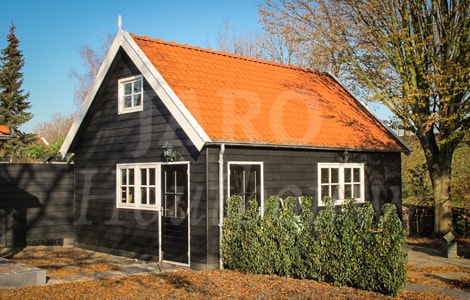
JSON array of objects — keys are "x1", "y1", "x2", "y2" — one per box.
[
  {"x1": 0, "y1": 124, "x2": 11, "y2": 135},
  {"x1": 132, "y1": 34, "x2": 407, "y2": 152}
]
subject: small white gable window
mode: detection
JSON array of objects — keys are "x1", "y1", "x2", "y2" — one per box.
[{"x1": 118, "y1": 75, "x2": 143, "y2": 114}]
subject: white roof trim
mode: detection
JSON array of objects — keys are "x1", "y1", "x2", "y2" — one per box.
[
  {"x1": 60, "y1": 31, "x2": 210, "y2": 157},
  {"x1": 120, "y1": 31, "x2": 210, "y2": 150}
]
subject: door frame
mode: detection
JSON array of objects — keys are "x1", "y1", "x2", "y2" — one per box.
[{"x1": 159, "y1": 161, "x2": 190, "y2": 267}]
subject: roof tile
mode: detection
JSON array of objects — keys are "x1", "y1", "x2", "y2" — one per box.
[
  {"x1": 0, "y1": 124, "x2": 11, "y2": 135},
  {"x1": 132, "y1": 34, "x2": 407, "y2": 152}
]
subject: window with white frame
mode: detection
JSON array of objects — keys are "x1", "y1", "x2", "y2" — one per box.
[
  {"x1": 118, "y1": 75, "x2": 143, "y2": 114},
  {"x1": 318, "y1": 163, "x2": 365, "y2": 206},
  {"x1": 117, "y1": 163, "x2": 159, "y2": 210},
  {"x1": 228, "y1": 162, "x2": 264, "y2": 211}
]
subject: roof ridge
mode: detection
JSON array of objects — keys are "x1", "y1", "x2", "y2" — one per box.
[{"x1": 130, "y1": 33, "x2": 322, "y2": 76}]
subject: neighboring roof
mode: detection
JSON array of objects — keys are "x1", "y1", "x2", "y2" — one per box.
[
  {"x1": 0, "y1": 124, "x2": 14, "y2": 140},
  {"x1": 36, "y1": 136, "x2": 49, "y2": 146},
  {"x1": 61, "y1": 30, "x2": 410, "y2": 156},
  {"x1": 0, "y1": 124, "x2": 10, "y2": 135}
]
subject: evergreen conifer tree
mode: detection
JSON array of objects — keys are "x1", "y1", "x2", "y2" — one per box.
[{"x1": 0, "y1": 23, "x2": 33, "y2": 159}]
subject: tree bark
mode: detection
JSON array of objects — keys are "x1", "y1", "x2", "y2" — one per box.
[
  {"x1": 430, "y1": 167, "x2": 452, "y2": 237},
  {"x1": 419, "y1": 131, "x2": 455, "y2": 237},
  {"x1": 428, "y1": 141, "x2": 455, "y2": 237}
]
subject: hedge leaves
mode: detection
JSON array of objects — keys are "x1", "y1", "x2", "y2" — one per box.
[{"x1": 221, "y1": 196, "x2": 407, "y2": 295}]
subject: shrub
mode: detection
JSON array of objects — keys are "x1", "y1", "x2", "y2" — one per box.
[
  {"x1": 371, "y1": 204, "x2": 408, "y2": 294},
  {"x1": 221, "y1": 195, "x2": 407, "y2": 295},
  {"x1": 220, "y1": 195, "x2": 244, "y2": 270}
]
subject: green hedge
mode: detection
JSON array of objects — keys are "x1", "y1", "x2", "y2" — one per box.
[{"x1": 221, "y1": 196, "x2": 407, "y2": 295}]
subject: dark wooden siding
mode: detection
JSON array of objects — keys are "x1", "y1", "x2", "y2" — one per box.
[
  {"x1": 0, "y1": 163, "x2": 74, "y2": 247},
  {"x1": 71, "y1": 48, "x2": 209, "y2": 266},
  {"x1": 206, "y1": 145, "x2": 402, "y2": 240},
  {"x1": 213, "y1": 146, "x2": 401, "y2": 208}
]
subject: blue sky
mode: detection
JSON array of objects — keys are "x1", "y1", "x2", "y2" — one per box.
[{"x1": 0, "y1": 0, "x2": 263, "y2": 132}]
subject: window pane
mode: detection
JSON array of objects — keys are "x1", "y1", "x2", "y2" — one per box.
[
  {"x1": 141, "y1": 187, "x2": 147, "y2": 204},
  {"x1": 124, "y1": 95, "x2": 132, "y2": 107},
  {"x1": 128, "y1": 187, "x2": 134, "y2": 203},
  {"x1": 121, "y1": 169, "x2": 127, "y2": 185},
  {"x1": 331, "y1": 184, "x2": 339, "y2": 200},
  {"x1": 176, "y1": 170, "x2": 186, "y2": 193},
  {"x1": 133, "y1": 94, "x2": 141, "y2": 106},
  {"x1": 321, "y1": 168, "x2": 329, "y2": 183},
  {"x1": 134, "y1": 79, "x2": 142, "y2": 93},
  {"x1": 354, "y1": 184, "x2": 361, "y2": 198},
  {"x1": 128, "y1": 169, "x2": 134, "y2": 185},
  {"x1": 124, "y1": 82, "x2": 132, "y2": 95},
  {"x1": 331, "y1": 168, "x2": 339, "y2": 183},
  {"x1": 230, "y1": 169, "x2": 242, "y2": 195},
  {"x1": 345, "y1": 184, "x2": 352, "y2": 199},
  {"x1": 321, "y1": 186, "x2": 330, "y2": 200},
  {"x1": 149, "y1": 169, "x2": 155, "y2": 185},
  {"x1": 141, "y1": 169, "x2": 147, "y2": 185},
  {"x1": 149, "y1": 187, "x2": 156, "y2": 205},
  {"x1": 165, "y1": 195, "x2": 175, "y2": 216},
  {"x1": 166, "y1": 171, "x2": 175, "y2": 193},
  {"x1": 353, "y1": 168, "x2": 360, "y2": 182},
  {"x1": 121, "y1": 188, "x2": 127, "y2": 203},
  {"x1": 345, "y1": 168, "x2": 351, "y2": 183},
  {"x1": 246, "y1": 169, "x2": 257, "y2": 201},
  {"x1": 176, "y1": 195, "x2": 187, "y2": 218}
]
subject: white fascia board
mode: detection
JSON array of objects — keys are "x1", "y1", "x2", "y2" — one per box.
[
  {"x1": 60, "y1": 31, "x2": 210, "y2": 157},
  {"x1": 120, "y1": 31, "x2": 210, "y2": 151},
  {"x1": 60, "y1": 31, "x2": 124, "y2": 157},
  {"x1": 326, "y1": 72, "x2": 412, "y2": 154}
]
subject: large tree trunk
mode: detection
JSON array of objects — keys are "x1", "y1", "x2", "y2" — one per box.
[
  {"x1": 420, "y1": 132, "x2": 455, "y2": 238},
  {"x1": 430, "y1": 168, "x2": 452, "y2": 237},
  {"x1": 427, "y1": 142, "x2": 455, "y2": 237}
]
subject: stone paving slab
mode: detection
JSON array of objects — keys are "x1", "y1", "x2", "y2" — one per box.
[
  {"x1": 404, "y1": 283, "x2": 470, "y2": 299},
  {"x1": 406, "y1": 245, "x2": 470, "y2": 299},
  {"x1": 46, "y1": 261, "x2": 180, "y2": 285},
  {"x1": 0, "y1": 257, "x2": 46, "y2": 287},
  {"x1": 407, "y1": 245, "x2": 470, "y2": 269}
]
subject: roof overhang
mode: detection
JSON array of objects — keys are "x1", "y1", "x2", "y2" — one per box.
[
  {"x1": 60, "y1": 30, "x2": 211, "y2": 157},
  {"x1": 206, "y1": 140, "x2": 409, "y2": 153},
  {"x1": 0, "y1": 135, "x2": 15, "y2": 141}
]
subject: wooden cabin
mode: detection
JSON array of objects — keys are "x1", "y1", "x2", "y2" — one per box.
[{"x1": 60, "y1": 30, "x2": 410, "y2": 270}]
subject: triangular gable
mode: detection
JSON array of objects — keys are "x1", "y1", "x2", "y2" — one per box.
[{"x1": 60, "y1": 31, "x2": 210, "y2": 157}]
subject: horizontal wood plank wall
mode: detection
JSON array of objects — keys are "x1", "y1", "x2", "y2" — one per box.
[
  {"x1": 71, "y1": 49, "x2": 208, "y2": 265},
  {"x1": 214, "y1": 146, "x2": 401, "y2": 210},
  {"x1": 0, "y1": 163, "x2": 74, "y2": 247},
  {"x1": 206, "y1": 145, "x2": 403, "y2": 266}
]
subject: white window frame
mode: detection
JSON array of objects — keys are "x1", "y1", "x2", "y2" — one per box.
[
  {"x1": 317, "y1": 163, "x2": 365, "y2": 206},
  {"x1": 227, "y1": 161, "x2": 264, "y2": 214},
  {"x1": 118, "y1": 75, "x2": 143, "y2": 114},
  {"x1": 116, "y1": 163, "x2": 161, "y2": 211}
]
